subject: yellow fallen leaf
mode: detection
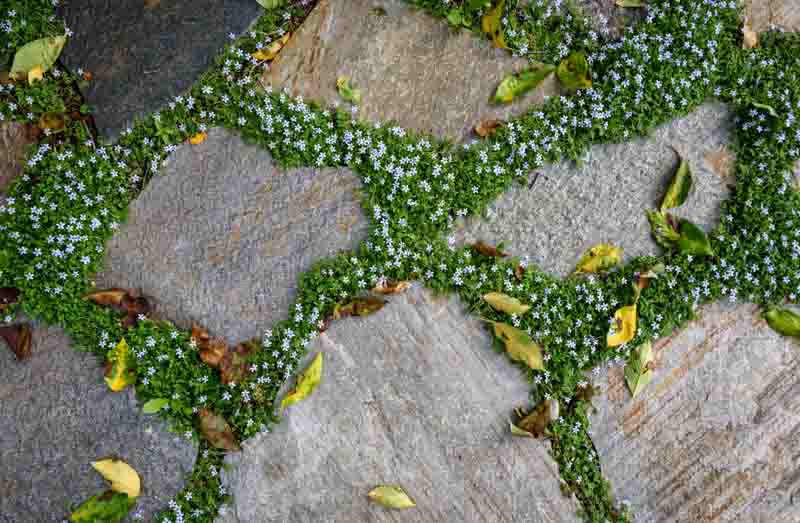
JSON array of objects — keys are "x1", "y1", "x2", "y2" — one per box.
[
  {"x1": 91, "y1": 458, "x2": 141, "y2": 498},
  {"x1": 482, "y1": 292, "x2": 530, "y2": 315},
  {"x1": 488, "y1": 321, "x2": 544, "y2": 370},
  {"x1": 573, "y1": 243, "x2": 622, "y2": 274},
  {"x1": 607, "y1": 304, "x2": 637, "y2": 347},
  {"x1": 188, "y1": 131, "x2": 207, "y2": 145},
  {"x1": 27, "y1": 65, "x2": 44, "y2": 84},
  {"x1": 481, "y1": 0, "x2": 507, "y2": 49},
  {"x1": 368, "y1": 485, "x2": 416, "y2": 509},
  {"x1": 252, "y1": 32, "x2": 290, "y2": 61},
  {"x1": 280, "y1": 352, "x2": 323, "y2": 411},
  {"x1": 742, "y1": 21, "x2": 758, "y2": 49},
  {"x1": 104, "y1": 338, "x2": 136, "y2": 392}
]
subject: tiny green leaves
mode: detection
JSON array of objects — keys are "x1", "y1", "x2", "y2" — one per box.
[
  {"x1": 142, "y1": 398, "x2": 169, "y2": 414},
  {"x1": 11, "y1": 35, "x2": 67, "y2": 79},
  {"x1": 660, "y1": 154, "x2": 693, "y2": 212},
  {"x1": 280, "y1": 352, "x2": 323, "y2": 411},
  {"x1": 574, "y1": 243, "x2": 622, "y2": 274},
  {"x1": 368, "y1": 485, "x2": 416, "y2": 509},
  {"x1": 492, "y1": 65, "x2": 555, "y2": 104},
  {"x1": 557, "y1": 52, "x2": 591, "y2": 92},
  {"x1": 488, "y1": 321, "x2": 544, "y2": 370},
  {"x1": 482, "y1": 292, "x2": 531, "y2": 315},
  {"x1": 336, "y1": 76, "x2": 361, "y2": 105},
  {"x1": 615, "y1": 0, "x2": 645, "y2": 6},
  {"x1": 764, "y1": 308, "x2": 800, "y2": 338},
  {"x1": 625, "y1": 342, "x2": 654, "y2": 398}
]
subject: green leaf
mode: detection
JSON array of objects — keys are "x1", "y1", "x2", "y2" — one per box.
[
  {"x1": 280, "y1": 352, "x2": 323, "y2": 411},
  {"x1": 557, "y1": 52, "x2": 592, "y2": 92},
  {"x1": 142, "y1": 398, "x2": 169, "y2": 414},
  {"x1": 573, "y1": 243, "x2": 622, "y2": 274},
  {"x1": 69, "y1": 491, "x2": 135, "y2": 523},
  {"x1": 660, "y1": 155, "x2": 693, "y2": 212},
  {"x1": 482, "y1": 292, "x2": 531, "y2": 315},
  {"x1": 615, "y1": 0, "x2": 645, "y2": 6},
  {"x1": 11, "y1": 35, "x2": 66, "y2": 76},
  {"x1": 752, "y1": 101, "x2": 778, "y2": 117},
  {"x1": 646, "y1": 210, "x2": 680, "y2": 249},
  {"x1": 336, "y1": 76, "x2": 361, "y2": 105},
  {"x1": 446, "y1": 8, "x2": 463, "y2": 26},
  {"x1": 368, "y1": 485, "x2": 416, "y2": 509},
  {"x1": 624, "y1": 341, "x2": 654, "y2": 398},
  {"x1": 764, "y1": 308, "x2": 800, "y2": 338},
  {"x1": 256, "y1": 0, "x2": 283, "y2": 8},
  {"x1": 677, "y1": 219, "x2": 714, "y2": 257},
  {"x1": 492, "y1": 65, "x2": 555, "y2": 104},
  {"x1": 487, "y1": 321, "x2": 544, "y2": 370},
  {"x1": 104, "y1": 339, "x2": 136, "y2": 392}
]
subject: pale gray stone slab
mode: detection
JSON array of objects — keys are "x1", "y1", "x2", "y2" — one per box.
[
  {"x1": 261, "y1": 0, "x2": 561, "y2": 143},
  {"x1": 746, "y1": 0, "x2": 800, "y2": 32},
  {"x1": 98, "y1": 128, "x2": 367, "y2": 344},
  {"x1": 220, "y1": 285, "x2": 581, "y2": 523},
  {"x1": 589, "y1": 302, "x2": 800, "y2": 522},
  {"x1": 0, "y1": 326, "x2": 196, "y2": 523},
  {"x1": 455, "y1": 102, "x2": 734, "y2": 277}
]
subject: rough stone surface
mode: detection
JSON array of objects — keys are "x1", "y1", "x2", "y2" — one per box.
[
  {"x1": 0, "y1": 122, "x2": 34, "y2": 197},
  {"x1": 219, "y1": 285, "x2": 581, "y2": 523},
  {"x1": 589, "y1": 302, "x2": 800, "y2": 522},
  {"x1": 262, "y1": 0, "x2": 560, "y2": 143},
  {"x1": 456, "y1": 102, "x2": 734, "y2": 277},
  {"x1": 746, "y1": 0, "x2": 800, "y2": 32},
  {"x1": 98, "y1": 128, "x2": 367, "y2": 345},
  {"x1": 0, "y1": 326, "x2": 197, "y2": 523},
  {"x1": 58, "y1": 0, "x2": 263, "y2": 139}
]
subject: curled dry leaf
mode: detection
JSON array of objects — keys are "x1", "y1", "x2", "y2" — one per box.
[
  {"x1": 252, "y1": 32, "x2": 290, "y2": 61},
  {"x1": 368, "y1": 485, "x2": 416, "y2": 509},
  {"x1": 625, "y1": 341, "x2": 654, "y2": 398},
  {"x1": 607, "y1": 304, "x2": 637, "y2": 347},
  {"x1": 511, "y1": 399, "x2": 559, "y2": 438},
  {"x1": 481, "y1": 0, "x2": 507, "y2": 49},
  {"x1": 472, "y1": 241, "x2": 508, "y2": 258},
  {"x1": 0, "y1": 323, "x2": 32, "y2": 360},
  {"x1": 633, "y1": 262, "x2": 665, "y2": 298},
  {"x1": 198, "y1": 408, "x2": 241, "y2": 451},
  {"x1": 371, "y1": 280, "x2": 412, "y2": 295},
  {"x1": 91, "y1": 458, "x2": 141, "y2": 498},
  {"x1": 188, "y1": 131, "x2": 207, "y2": 145},
  {"x1": 86, "y1": 288, "x2": 127, "y2": 307},
  {"x1": 660, "y1": 152, "x2": 693, "y2": 212},
  {"x1": 333, "y1": 296, "x2": 386, "y2": 319},
  {"x1": 219, "y1": 342, "x2": 257, "y2": 384},
  {"x1": 69, "y1": 490, "x2": 135, "y2": 523},
  {"x1": 764, "y1": 308, "x2": 800, "y2": 338},
  {"x1": 475, "y1": 119, "x2": 503, "y2": 138},
  {"x1": 514, "y1": 264, "x2": 526, "y2": 281},
  {"x1": 104, "y1": 338, "x2": 137, "y2": 392},
  {"x1": 280, "y1": 352, "x2": 323, "y2": 411},
  {"x1": 38, "y1": 112, "x2": 66, "y2": 130},
  {"x1": 86, "y1": 288, "x2": 150, "y2": 328},
  {"x1": 482, "y1": 292, "x2": 531, "y2": 315},
  {"x1": 573, "y1": 243, "x2": 622, "y2": 274},
  {"x1": 488, "y1": 321, "x2": 544, "y2": 370},
  {"x1": 742, "y1": 21, "x2": 758, "y2": 49},
  {"x1": 0, "y1": 287, "x2": 20, "y2": 311}
]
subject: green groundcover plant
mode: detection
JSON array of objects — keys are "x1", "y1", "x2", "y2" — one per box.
[{"x1": 1, "y1": 0, "x2": 800, "y2": 521}]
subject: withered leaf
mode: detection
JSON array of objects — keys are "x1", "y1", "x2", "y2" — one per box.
[
  {"x1": 624, "y1": 341, "x2": 654, "y2": 398},
  {"x1": 199, "y1": 338, "x2": 227, "y2": 368},
  {"x1": 333, "y1": 296, "x2": 386, "y2": 319},
  {"x1": 219, "y1": 342, "x2": 257, "y2": 384},
  {"x1": 368, "y1": 485, "x2": 416, "y2": 509},
  {"x1": 488, "y1": 321, "x2": 544, "y2": 370},
  {"x1": 573, "y1": 243, "x2": 622, "y2": 274},
  {"x1": 91, "y1": 458, "x2": 141, "y2": 498},
  {"x1": 188, "y1": 131, "x2": 207, "y2": 145},
  {"x1": 492, "y1": 65, "x2": 555, "y2": 104},
  {"x1": 86, "y1": 288, "x2": 150, "y2": 328},
  {"x1": 704, "y1": 147, "x2": 734, "y2": 178},
  {"x1": 512, "y1": 399, "x2": 559, "y2": 438},
  {"x1": 607, "y1": 304, "x2": 637, "y2": 347},
  {"x1": 252, "y1": 32, "x2": 291, "y2": 61},
  {"x1": 38, "y1": 112, "x2": 66, "y2": 130},
  {"x1": 0, "y1": 323, "x2": 32, "y2": 360},
  {"x1": 475, "y1": 119, "x2": 503, "y2": 138},
  {"x1": 633, "y1": 262, "x2": 665, "y2": 298},
  {"x1": 85, "y1": 288, "x2": 127, "y2": 307},
  {"x1": 280, "y1": 352, "x2": 323, "y2": 411},
  {"x1": 472, "y1": 241, "x2": 508, "y2": 258},
  {"x1": 197, "y1": 408, "x2": 241, "y2": 451},
  {"x1": 660, "y1": 152, "x2": 693, "y2": 212},
  {"x1": 742, "y1": 21, "x2": 758, "y2": 49},
  {"x1": 482, "y1": 292, "x2": 530, "y2": 315},
  {"x1": 514, "y1": 264, "x2": 526, "y2": 282},
  {"x1": 104, "y1": 338, "x2": 136, "y2": 392},
  {"x1": 0, "y1": 287, "x2": 20, "y2": 311},
  {"x1": 371, "y1": 280, "x2": 412, "y2": 295}
]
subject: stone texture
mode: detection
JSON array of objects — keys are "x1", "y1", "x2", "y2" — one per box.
[
  {"x1": 0, "y1": 122, "x2": 34, "y2": 197},
  {"x1": 58, "y1": 0, "x2": 263, "y2": 139},
  {"x1": 746, "y1": 0, "x2": 800, "y2": 32},
  {"x1": 589, "y1": 302, "x2": 800, "y2": 522},
  {"x1": 455, "y1": 102, "x2": 734, "y2": 277},
  {"x1": 262, "y1": 0, "x2": 560, "y2": 143},
  {"x1": 0, "y1": 326, "x2": 196, "y2": 523},
  {"x1": 98, "y1": 128, "x2": 367, "y2": 345},
  {"x1": 219, "y1": 285, "x2": 581, "y2": 523}
]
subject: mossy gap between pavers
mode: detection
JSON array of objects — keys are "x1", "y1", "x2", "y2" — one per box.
[{"x1": 1, "y1": 0, "x2": 800, "y2": 521}]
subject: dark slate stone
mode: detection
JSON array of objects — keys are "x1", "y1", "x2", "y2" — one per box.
[{"x1": 58, "y1": 0, "x2": 263, "y2": 140}]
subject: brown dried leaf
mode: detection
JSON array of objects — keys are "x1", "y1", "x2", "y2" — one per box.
[
  {"x1": 513, "y1": 399, "x2": 559, "y2": 438},
  {"x1": 144, "y1": 0, "x2": 160, "y2": 8},
  {"x1": 86, "y1": 288, "x2": 128, "y2": 308},
  {"x1": 0, "y1": 287, "x2": 20, "y2": 311},
  {"x1": 333, "y1": 296, "x2": 386, "y2": 319},
  {"x1": 197, "y1": 408, "x2": 241, "y2": 451},
  {"x1": 0, "y1": 323, "x2": 32, "y2": 360},
  {"x1": 199, "y1": 338, "x2": 227, "y2": 368},
  {"x1": 514, "y1": 265, "x2": 526, "y2": 282},
  {"x1": 472, "y1": 241, "x2": 508, "y2": 258},
  {"x1": 742, "y1": 21, "x2": 758, "y2": 49},
  {"x1": 704, "y1": 147, "x2": 735, "y2": 178},
  {"x1": 371, "y1": 280, "x2": 412, "y2": 295},
  {"x1": 475, "y1": 119, "x2": 503, "y2": 138},
  {"x1": 219, "y1": 342, "x2": 257, "y2": 384}
]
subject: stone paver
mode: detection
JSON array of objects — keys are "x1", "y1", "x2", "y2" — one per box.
[
  {"x1": 58, "y1": 0, "x2": 263, "y2": 139},
  {"x1": 262, "y1": 0, "x2": 560, "y2": 143},
  {"x1": 0, "y1": 122, "x2": 34, "y2": 197},
  {"x1": 746, "y1": 0, "x2": 800, "y2": 32},
  {"x1": 98, "y1": 128, "x2": 367, "y2": 345},
  {"x1": 589, "y1": 302, "x2": 800, "y2": 522},
  {"x1": 456, "y1": 102, "x2": 733, "y2": 277},
  {"x1": 220, "y1": 285, "x2": 581, "y2": 523},
  {"x1": 0, "y1": 326, "x2": 197, "y2": 523}
]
